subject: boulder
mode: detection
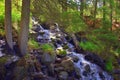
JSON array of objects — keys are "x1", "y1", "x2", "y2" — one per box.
[
  {"x1": 69, "y1": 54, "x2": 79, "y2": 63},
  {"x1": 61, "y1": 58, "x2": 74, "y2": 72},
  {"x1": 74, "y1": 67, "x2": 82, "y2": 79},
  {"x1": 84, "y1": 64, "x2": 91, "y2": 73},
  {"x1": 85, "y1": 53, "x2": 105, "y2": 70},
  {"x1": 58, "y1": 71, "x2": 68, "y2": 80},
  {"x1": 41, "y1": 52, "x2": 56, "y2": 65}
]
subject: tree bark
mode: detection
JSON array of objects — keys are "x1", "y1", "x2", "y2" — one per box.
[
  {"x1": 103, "y1": 0, "x2": 106, "y2": 25},
  {"x1": 93, "y1": 0, "x2": 98, "y2": 27},
  {"x1": 110, "y1": 0, "x2": 113, "y2": 31},
  {"x1": 5, "y1": 0, "x2": 13, "y2": 50},
  {"x1": 80, "y1": 0, "x2": 85, "y2": 18},
  {"x1": 71, "y1": 33, "x2": 79, "y2": 50},
  {"x1": 19, "y1": 0, "x2": 30, "y2": 56}
]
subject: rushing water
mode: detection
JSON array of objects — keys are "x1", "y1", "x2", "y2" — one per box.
[{"x1": 32, "y1": 20, "x2": 113, "y2": 80}]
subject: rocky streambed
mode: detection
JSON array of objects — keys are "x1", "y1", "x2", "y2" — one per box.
[{"x1": 0, "y1": 21, "x2": 113, "y2": 80}]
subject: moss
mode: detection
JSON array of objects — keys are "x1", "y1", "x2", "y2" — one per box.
[
  {"x1": 0, "y1": 56, "x2": 8, "y2": 64},
  {"x1": 58, "y1": 50, "x2": 67, "y2": 55},
  {"x1": 40, "y1": 43, "x2": 54, "y2": 53},
  {"x1": 28, "y1": 38, "x2": 40, "y2": 49},
  {"x1": 0, "y1": 29, "x2": 5, "y2": 36}
]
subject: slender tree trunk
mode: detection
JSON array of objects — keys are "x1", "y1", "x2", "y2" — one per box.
[
  {"x1": 59, "y1": 0, "x2": 67, "y2": 12},
  {"x1": 93, "y1": 0, "x2": 98, "y2": 27},
  {"x1": 19, "y1": 0, "x2": 30, "y2": 56},
  {"x1": 110, "y1": 0, "x2": 113, "y2": 31},
  {"x1": 103, "y1": 0, "x2": 106, "y2": 26},
  {"x1": 80, "y1": 0, "x2": 85, "y2": 18},
  {"x1": 5, "y1": 0, "x2": 13, "y2": 50},
  {"x1": 71, "y1": 33, "x2": 79, "y2": 50}
]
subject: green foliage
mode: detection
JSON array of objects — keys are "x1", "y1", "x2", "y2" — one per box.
[
  {"x1": 62, "y1": 11, "x2": 87, "y2": 33},
  {"x1": 28, "y1": 39, "x2": 40, "y2": 49},
  {"x1": 80, "y1": 41, "x2": 100, "y2": 53},
  {"x1": 12, "y1": 1, "x2": 21, "y2": 23},
  {"x1": 12, "y1": 10, "x2": 21, "y2": 23},
  {"x1": 32, "y1": 0, "x2": 61, "y2": 22},
  {"x1": 0, "y1": 28, "x2": 5, "y2": 36},
  {"x1": 58, "y1": 50, "x2": 67, "y2": 55},
  {"x1": 105, "y1": 58, "x2": 113, "y2": 71},
  {"x1": 40, "y1": 43, "x2": 54, "y2": 53},
  {"x1": 0, "y1": 1, "x2": 5, "y2": 25},
  {"x1": 0, "y1": 57, "x2": 8, "y2": 64}
]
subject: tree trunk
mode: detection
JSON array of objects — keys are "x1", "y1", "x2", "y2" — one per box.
[
  {"x1": 103, "y1": 0, "x2": 106, "y2": 26},
  {"x1": 71, "y1": 33, "x2": 79, "y2": 50},
  {"x1": 19, "y1": 0, "x2": 30, "y2": 56},
  {"x1": 110, "y1": 0, "x2": 113, "y2": 31},
  {"x1": 93, "y1": 0, "x2": 98, "y2": 27},
  {"x1": 59, "y1": 0, "x2": 67, "y2": 12},
  {"x1": 80, "y1": 0, "x2": 85, "y2": 18},
  {"x1": 4, "y1": 0, "x2": 13, "y2": 50}
]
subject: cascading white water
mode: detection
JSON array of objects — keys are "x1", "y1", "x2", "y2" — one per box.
[{"x1": 32, "y1": 21, "x2": 113, "y2": 80}]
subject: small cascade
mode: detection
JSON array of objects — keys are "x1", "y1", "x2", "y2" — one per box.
[
  {"x1": 0, "y1": 38, "x2": 5, "y2": 57},
  {"x1": 31, "y1": 21, "x2": 113, "y2": 80}
]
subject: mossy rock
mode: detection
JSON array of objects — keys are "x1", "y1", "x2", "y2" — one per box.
[
  {"x1": 40, "y1": 43, "x2": 54, "y2": 53},
  {"x1": 57, "y1": 50, "x2": 67, "y2": 57},
  {"x1": 0, "y1": 56, "x2": 8, "y2": 80},
  {"x1": 0, "y1": 56, "x2": 8, "y2": 65}
]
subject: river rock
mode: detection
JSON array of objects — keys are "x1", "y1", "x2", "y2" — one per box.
[
  {"x1": 54, "y1": 66, "x2": 64, "y2": 72},
  {"x1": 58, "y1": 71, "x2": 68, "y2": 80},
  {"x1": 47, "y1": 63, "x2": 55, "y2": 76},
  {"x1": 74, "y1": 67, "x2": 82, "y2": 79},
  {"x1": 41, "y1": 52, "x2": 56, "y2": 65},
  {"x1": 61, "y1": 58, "x2": 74, "y2": 72},
  {"x1": 84, "y1": 64, "x2": 91, "y2": 73},
  {"x1": 99, "y1": 72, "x2": 105, "y2": 80},
  {"x1": 85, "y1": 53, "x2": 105, "y2": 70},
  {"x1": 13, "y1": 66, "x2": 27, "y2": 80},
  {"x1": 69, "y1": 54, "x2": 79, "y2": 63}
]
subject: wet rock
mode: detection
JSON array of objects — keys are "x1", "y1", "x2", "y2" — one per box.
[
  {"x1": 54, "y1": 67, "x2": 64, "y2": 72},
  {"x1": 69, "y1": 54, "x2": 79, "y2": 63},
  {"x1": 47, "y1": 63, "x2": 55, "y2": 76},
  {"x1": 61, "y1": 57, "x2": 74, "y2": 72},
  {"x1": 5, "y1": 56, "x2": 19, "y2": 69},
  {"x1": 99, "y1": 72, "x2": 105, "y2": 80},
  {"x1": 58, "y1": 71, "x2": 68, "y2": 80},
  {"x1": 41, "y1": 52, "x2": 56, "y2": 65},
  {"x1": 13, "y1": 66, "x2": 27, "y2": 80},
  {"x1": 31, "y1": 72, "x2": 47, "y2": 78},
  {"x1": 85, "y1": 53, "x2": 105, "y2": 70},
  {"x1": 55, "y1": 58, "x2": 62, "y2": 63},
  {"x1": 0, "y1": 51, "x2": 5, "y2": 57},
  {"x1": 82, "y1": 71, "x2": 88, "y2": 77},
  {"x1": 84, "y1": 64, "x2": 91, "y2": 73},
  {"x1": 74, "y1": 67, "x2": 82, "y2": 79},
  {"x1": 32, "y1": 24, "x2": 43, "y2": 32}
]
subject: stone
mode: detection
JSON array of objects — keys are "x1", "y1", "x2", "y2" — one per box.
[
  {"x1": 41, "y1": 52, "x2": 56, "y2": 65},
  {"x1": 61, "y1": 58, "x2": 74, "y2": 72},
  {"x1": 99, "y1": 72, "x2": 105, "y2": 80},
  {"x1": 84, "y1": 64, "x2": 91, "y2": 73},
  {"x1": 69, "y1": 54, "x2": 79, "y2": 63},
  {"x1": 47, "y1": 63, "x2": 55, "y2": 76},
  {"x1": 58, "y1": 71, "x2": 68, "y2": 80},
  {"x1": 54, "y1": 67, "x2": 64, "y2": 72},
  {"x1": 13, "y1": 66, "x2": 27, "y2": 80},
  {"x1": 74, "y1": 67, "x2": 82, "y2": 79},
  {"x1": 85, "y1": 53, "x2": 105, "y2": 70},
  {"x1": 82, "y1": 71, "x2": 88, "y2": 77}
]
